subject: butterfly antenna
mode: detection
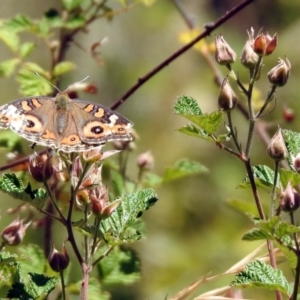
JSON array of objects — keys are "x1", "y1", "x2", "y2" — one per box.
[
  {"x1": 65, "y1": 76, "x2": 90, "y2": 92},
  {"x1": 34, "y1": 72, "x2": 61, "y2": 93}
]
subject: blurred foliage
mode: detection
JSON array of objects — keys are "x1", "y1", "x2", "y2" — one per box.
[{"x1": 0, "y1": 0, "x2": 299, "y2": 299}]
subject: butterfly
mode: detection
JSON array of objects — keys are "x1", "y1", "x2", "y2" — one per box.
[{"x1": 0, "y1": 92, "x2": 133, "y2": 153}]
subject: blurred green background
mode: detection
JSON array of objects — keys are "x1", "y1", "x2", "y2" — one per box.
[{"x1": 0, "y1": 0, "x2": 300, "y2": 299}]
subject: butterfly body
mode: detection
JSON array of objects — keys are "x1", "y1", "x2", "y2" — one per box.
[{"x1": 0, "y1": 92, "x2": 133, "y2": 153}]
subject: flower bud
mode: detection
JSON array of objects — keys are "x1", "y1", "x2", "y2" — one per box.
[
  {"x1": 293, "y1": 153, "x2": 300, "y2": 173},
  {"x1": 1, "y1": 219, "x2": 31, "y2": 246},
  {"x1": 215, "y1": 34, "x2": 236, "y2": 65},
  {"x1": 28, "y1": 153, "x2": 53, "y2": 182},
  {"x1": 267, "y1": 57, "x2": 291, "y2": 87},
  {"x1": 282, "y1": 106, "x2": 294, "y2": 123},
  {"x1": 137, "y1": 151, "x2": 154, "y2": 170},
  {"x1": 90, "y1": 187, "x2": 121, "y2": 219},
  {"x1": 280, "y1": 182, "x2": 300, "y2": 213},
  {"x1": 48, "y1": 244, "x2": 70, "y2": 272},
  {"x1": 240, "y1": 28, "x2": 260, "y2": 69},
  {"x1": 267, "y1": 127, "x2": 287, "y2": 161},
  {"x1": 218, "y1": 78, "x2": 238, "y2": 111},
  {"x1": 253, "y1": 32, "x2": 277, "y2": 56}
]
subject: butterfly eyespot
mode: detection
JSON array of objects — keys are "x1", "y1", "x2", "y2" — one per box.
[
  {"x1": 91, "y1": 126, "x2": 103, "y2": 134},
  {"x1": 70, "y1": 137, "x2": 76, "y2": 141},
  {"x1": 26, "y1": 120, "x2": 35, "y2": 128}
]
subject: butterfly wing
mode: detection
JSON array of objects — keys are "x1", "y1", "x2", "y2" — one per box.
[{"x1": 70, "y1": 99, "x2": 133, "y2": 145}]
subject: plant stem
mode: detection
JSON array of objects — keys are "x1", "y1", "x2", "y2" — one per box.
[{"x1": 269, "y1": 161, "x2": 279, "y2": 218}]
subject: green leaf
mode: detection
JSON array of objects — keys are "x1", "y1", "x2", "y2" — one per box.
[
  {"x1": 0, "y1": 252, "x2": 19, "y2": 288},
  {"x1": 3, "y1": 14, "x2": 33, "y2": 32},
  {"x1": 0, "y1": 28, "x2": 19, "y2": 52},
  {"x1": 190, "y1": 111, "x2": 223, "y2": 134},
  {"x1": 20, "y1": 42, "x2": 35, "y2": 58},
  {"x1": 7, "y1": 273, "x2": 58, "y2": 299},
  {"x1": 62, "y1": 0, "x2": 82, "y2": 10},
  {"x1": 0, "y1": 58, "x2": 19, "y2": 77},
  {"x1": 0, "y1": 173, "x2": 48, "y2": 209},
  {"x1": 17, "y1": 66, "x2": 53, "y2": 96},
  {"x1": 64, "y1": 15, "x2": 86, "y2": 29},
  {"x1": 231, "y1": 260, "x2": 289, "y2": 295},
  {"x1": 283, "y1": 129, "x2": 300, "y2": 170},
  {"x1": 238, "y1": 165, "x2": 275, "y2": 189},
  {"x1": 226, "y1": 198, "x2": 263, "y2": 216},
  {"x1": 173, "y1": 95, "x2": 202, "y2": 116},
  {"x1": 163, "y1": 158, "x2": 208, "y2": 182},
  {"x1": 53, "y1": 61, "x2": 76, "y2": 76},
  {"x1": 101, "y1": 189, "x2": 158, "y2": 245},
  {"x1": 242, "y1": 228, "x2": 273, "y2": 241},
  {"x1": 96, "y1": 246, "x2": 140, "y2": 285},
  {"x1": 276, "y1": 237, "x2": 297, "y2": 269},
  {"x1": 279, "y1": 169, "x2": 300, "y2": 189},
  {"x1": 173, "y1": 96, "x2": 223, "y2": 133},
  {"x1": 177, "y1": 124, "x2": 214, "y2": 142}
]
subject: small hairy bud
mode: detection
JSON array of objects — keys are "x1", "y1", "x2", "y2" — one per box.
[
  {"x1": 253, "y1": 32, "x2": 277, "y2": 56},
  {"x1": 268, "y1": 57, "x2": 291, "y2": 87},
  {"x1": 28, "y1": 153, "x2": 53, "y2": 182},
  {"x1": 282, "y1": 106, "x2": 294, "y2": 123},
  {"x1": 280, "y1": 182, "x2": 300, "y2": 213},
  {"x1": 240, "y1": 28, "x2": 260, "y2": 69},
  {"x1": 48, "y1": 244, "x2": 70, "y2": 272},
  {"x1": 217, "y1": 78, "x2": 238, "y2": 111},
  {"x1": 1, "y1": 219, "x2": 31, "y2": 246},
  {"x1": 293, "y1": 153, "x2": 300, "y2": 173},
  {"x1": 267, "y1": 127, "x2": 287, "y2": 161},
  {"x1": 215, "y1": 34, "x2": 236, "y2": 65},
  {"x1": 137, "y1": 151, "x2": 154, "y2": 170}
]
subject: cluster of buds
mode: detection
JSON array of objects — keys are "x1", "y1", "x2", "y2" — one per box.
[
  {"x1": 215, "y1": 28, "x2": 290, "y2": 87},
  {"x1": 71, "y1": 149, "x2": 121, "y2": 219}
]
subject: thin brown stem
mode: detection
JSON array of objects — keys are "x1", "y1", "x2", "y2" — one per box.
[{"x1": 110, "y1": 0, "x2": 256, "y2": 110}]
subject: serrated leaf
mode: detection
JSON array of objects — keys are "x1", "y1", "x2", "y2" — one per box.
[
  {"x1": 282, "y1": 129, "x2": 300, "y2": 170},
  {"x1": 63, "y1": 0, "x2": 82, "y2": 11},
  {"x1": 192, "y1": 111, "x2": 223, "y2": 134},
  {"x1": 20, "y1": 42, "x2": 35, "y2": 58},
  {"x1": 101, "y1": 189, "x2": 157, "y2": 245},
  {"x1": 163, "y1": 158, "x2": 208, "y2": 182},
  {"x1": 173, "y1": 95, "x2": 202, "y2": 116},
  {"x1": 0, "y1": 173, "x2": 48, "y2": 209},
  {"x1": 0, "y1": 28, "x2": 19, "y2": 52},
  {"x1": 242, "y1": 228, "x2": 273, "y2": 241},
  {"x1": 17, "y1": 66, "x2": 53, "y2": 96},
  {"x1": 53, "y1": 61, "x2": 76, "y2": 76},
  {"x1": 3, "y1": 14, "x2": 33, "y2": 32},
  {"x1": 177, "y1": 124, "x2": 213, "y2": 142},
  {"x1": 231, "y1": 260, "x2": 289, "y2": 295},
  {"x1": 0, "y1": 58, "x2": 19, "y2": 77},
  {"x1": 276, "y1": 237, "x2": 297, "y2": 269},
  {"x1": 238, "y1": 165, "x2": 276, "y2": 189}
]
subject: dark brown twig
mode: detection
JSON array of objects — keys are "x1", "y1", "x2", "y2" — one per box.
[{"x1": 110, "y1": 0, "x2": 256, "y2": 110}]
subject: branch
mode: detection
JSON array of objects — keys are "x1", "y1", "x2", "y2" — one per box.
[{"x1": 110, "y1": 0, "x2": 256, "y2": 110}]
